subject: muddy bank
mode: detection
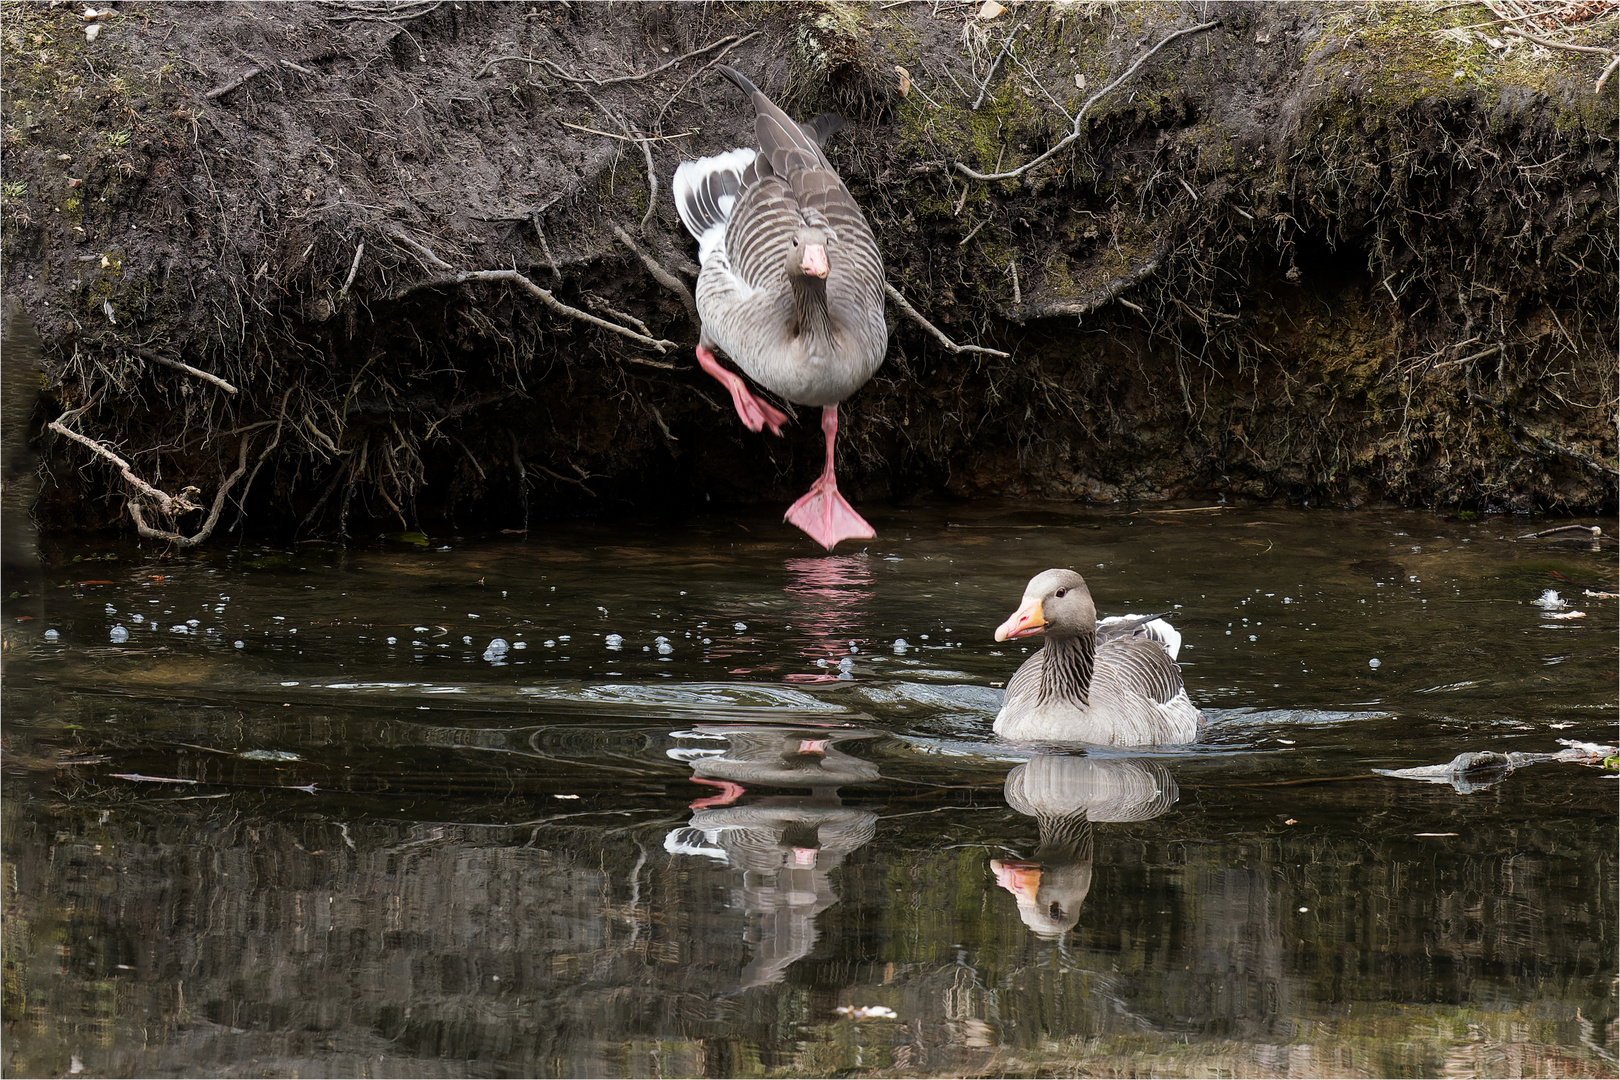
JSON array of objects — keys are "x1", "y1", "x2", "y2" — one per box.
[{"x1": 1, "y1": 0, "x2": 1615, "y2": 542}]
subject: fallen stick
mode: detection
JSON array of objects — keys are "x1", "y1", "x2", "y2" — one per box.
[
  {"x1": 1515, "y1": 524, "x2": 1605, "y2": 540},
  {"x1": 884, "y1": 283, "x2": 1010, "y2": 357},
  {"x1": 204, "y1": 66, "x2": 263, "y2": 100},
  {"x1": 957, "y1": 20, "x2": 1221, "y2": 183}
]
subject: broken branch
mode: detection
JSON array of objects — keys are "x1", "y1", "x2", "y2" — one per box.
[
  {"x1": 885, "y1": 283, "x2": 1010, "y2": 357},
  {"x1": 204, "y1": 66, "x2": 264, "y2": 100},
  {"x1": 479, "y1": 33, "x2": 754, "y2": 86}
]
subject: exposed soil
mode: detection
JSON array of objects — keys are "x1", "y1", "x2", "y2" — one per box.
[{"x1": 1, "y1": 0, "x2": 1615, "y2": 543}]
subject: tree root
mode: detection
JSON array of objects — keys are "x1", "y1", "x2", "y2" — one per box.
[
  {"x1": 612, "y1": 224, "x2": 698, "y2": 325},
  {"x1": 1007, "y1": 253, "x2": 1163, "y2": 324},
  {"x1": 885, "y1": 283, "x2": 1009, "y2": 358}
]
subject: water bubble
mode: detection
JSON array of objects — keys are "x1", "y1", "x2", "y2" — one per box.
[
  {"x1": 44, "y1": 629, "x2": 59, "y2": 641},
  {"x1": 558, "y1": 635, "x2": 570, "y2": 642},
  {"x1": 234, "y1": 640, "x2": 245, "y2": 649},
  {"x1": 187, "y1": 619, "x2": 200, "y2": 627},
  {"x1": 109, "y1": 625, "x2": 129, "y2": 643},
  {"x1": 920, "y1": 634, "x2": 930, "y2": 640},
  {"x1": 892, "y1": 638, "x2": 909, "y2": 654},
  {"x1": 104, "y1": 604, "x2": 116, "y2": 615},
  {"x1": 605, "y1": 633, "x2": 624, "y2": 650},
  {"x1": 702, "y1": 638, "x2": 712, "y2": 645},
  {"x1": 1368, "y1": 658, "x2": 1381, "y2": 669},
  {"x1": 656, "y1": 636, "x2": 673, "y2": 655},
  {"x1": 1283, "y1": 597, "x2": 1292, "y2": 604},
  {"x1": 467, "y1": 613, "x2": 480, "y2": 619},
  {"x1": 170, "y1": 625, "x2": 189, "y2": 634},
  {"x1": 463, "y1": 636, "x2": 472, "y2": 645},
  {"x1": 483, "y1": 639, "x2": 510, "y2": 663},
  {"x1": 734, "y1": 622, "x2": 747, "y2": 631},
  {"x1": 544, "y1": 640, "x2": 556, "y2": 648},
  {"x1": 414, "y1": 625, "x2": 429, "y2": 632},
  {"x1": 512, "y1": 641, "x2": 527, "y2": 649},
  {"x1": 386, "y1": 636, "x2": 398, "y2": 645},
  {"x1": 1248, "y1": 635, "x2": 1257, "y2": 641},
  {"x1": 131, "y1": 614, "x2": 144, "y2": 623}
]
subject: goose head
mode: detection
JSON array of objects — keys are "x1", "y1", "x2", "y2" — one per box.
[
  {"x1": 994, "y1": 569, "x2": 1096, "y2": 642},
  {"x1": 788, "y1": 226, "x2": 830, "y2": 281}
]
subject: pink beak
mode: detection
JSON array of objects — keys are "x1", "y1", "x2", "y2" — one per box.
[{"x1": 801, "y1": 243, "x2": 829, "y2": 279}]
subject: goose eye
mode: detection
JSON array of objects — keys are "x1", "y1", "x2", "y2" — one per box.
[
  {"x1": 1055, "y1": 588, "x2": 1067, "y2": 598},
  {"x1": 792, "y1": 239, "x2": 800, "y2": 246}
]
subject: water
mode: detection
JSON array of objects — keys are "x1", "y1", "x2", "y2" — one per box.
[{"x1": 3, "y1": 505, "x2": 1615, "y2": 1078}]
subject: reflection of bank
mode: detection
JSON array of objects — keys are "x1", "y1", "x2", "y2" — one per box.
[
  {"x1": 992, "y1": 755, "x2": 1178, "y2": 938},
  {"x1": 665, "y1": 725, "x2": 879, "y2": 989}
]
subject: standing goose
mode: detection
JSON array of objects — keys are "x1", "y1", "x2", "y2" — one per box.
[
  {"x1": 673, "y1": 66, "x2": 888, "y2": 550},
  {"x1": 993, "y1": 569, "x2": 1202, "y2": 746}
]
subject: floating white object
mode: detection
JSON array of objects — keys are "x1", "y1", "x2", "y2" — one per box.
[{"x1": 1369, "y1": 658, "x2": 1381, "y2": 668}]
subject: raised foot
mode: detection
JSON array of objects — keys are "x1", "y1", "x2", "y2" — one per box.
[
  {"x1": 696, "y1": 345, "x2": 786, "y2": 435},
  {"x1": 785, "y1": 479, "x2": 875, "y2": 551}
]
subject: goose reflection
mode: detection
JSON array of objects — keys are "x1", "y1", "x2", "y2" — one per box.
[
  {"x1": 665, "y1": 725, "x2": 879, "y2": 988},
  {"x1": 782, "y1": 556, "x2": 873, "y2": 682},
  {"x1": 991, "y1": 755, "x2": 1179, "y2": 938}
]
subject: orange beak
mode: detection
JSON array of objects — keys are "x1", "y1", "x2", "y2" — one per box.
[
  {"x1": 991, "y1": 859, "x2": 1042, "y2": 899},
  {"x1": 994, "y1": 598, "x2": 1045, "y2": 642},
  {"x1": 801, "y1": 242, "x2": 829, "y2": 279}
]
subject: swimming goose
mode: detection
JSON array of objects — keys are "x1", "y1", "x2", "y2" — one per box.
[
  {"x1": 993, "y1": 569, "x2": 1201, "y2": 745},
  {"x1": 673, "y1": 66, "x2": 888, "y2": 550}
]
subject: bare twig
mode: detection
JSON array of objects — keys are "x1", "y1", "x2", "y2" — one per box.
[
  {"x1": 557, "y1": 121, "x2": 696, "y2": 144},
  {"x1": 400, "y1": 269, "x2": 677, "y2": 352},
  {"x1": 385, "y1": 227, "x2": 453, "y2": 271},
  {"x1": 340, "y1": 239, "x2": 365, "y2": 297},
  {"x1": 1596, "y1": 52, "x2": 1620, "y2": 94},
  {"x1": 884, "y1": 283, "x2": 1010, "y2": 357},
  {"x1": 322, "y1": 1, "x2": 443, "y2": 24},
  {"x1": 128, "y1": 347, "x2": 239, "y2": 394},
  {"x1": 958, "y1": 218, "x2": 988, "y2": 246},
  {"x1": 279, "y1": 58, "x2": 317, "y2": 76},
  {"x1": 957, "y1": 20, "x2": 1221, "y2": 182},
  {"x1": 613, "y1": 224, "x2": 698, "y2": 324},
  {"x1": 1502, "y1": 23, "x2": 1614, "y2": 54},
  {"x1": 479, "y1": 33, "x2": 752, "y2": 85},
  {"x1": 531, "y1": 212, "x2": 562, "y2": 284},
  {"x1": 204, "y1": 66, "x2": 263, "y2": 100},
  {"x1": 972, "y1": 24, "x2": 1022, "y2": 110},
  {"x1": 654, "y1": 32, "x2": 761, "y2": 128},
  {"x1": 1432, "y1": 343, "x2": 1502, "y2": 369}
]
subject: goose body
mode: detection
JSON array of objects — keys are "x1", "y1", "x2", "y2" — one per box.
[
  {"x1": 993, "y1": 569, "x2": 1202, "y2": 746},
  {"x1": 673, "y1": 66, "x2": 887, "y2": 550}
]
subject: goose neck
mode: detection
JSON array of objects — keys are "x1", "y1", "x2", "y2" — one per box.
[
  {"x1": 1039, "y1": 631, "x2": 1095, "y2": 707},
  {"x1": 789, "y1": 272, "x2": 834, "y2": 341}
]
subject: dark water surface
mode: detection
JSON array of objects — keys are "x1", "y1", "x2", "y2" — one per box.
[{"x1": 3, "y1": 506, "x2": 1616, "y2": 1078}]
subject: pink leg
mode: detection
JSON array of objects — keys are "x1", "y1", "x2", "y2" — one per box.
[
  {"x1": 696, "y1": 344, "x2": 786, "y2": 436},
  {"x1": 784, "y1": 406, "x2": 875, "y2": 551}
]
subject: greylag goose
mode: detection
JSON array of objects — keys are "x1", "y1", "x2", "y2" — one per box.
[
  {"x1": 993, "y1": 755, "x2": 1179, "y2": 937},
  {"x1": 993, "y1": 569, "x2": 1202, "y2": 745},
  {"x1": 673, "y1": 66, "x2": 888, "y2": 550}
]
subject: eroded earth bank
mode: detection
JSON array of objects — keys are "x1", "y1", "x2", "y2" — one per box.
[{"x1": 1, "y1": 0, "x2": 1615, "y2": 544}]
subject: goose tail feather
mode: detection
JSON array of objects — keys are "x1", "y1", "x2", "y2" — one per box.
[{"x1": 673, "y1": 146, "x2": 759, "y2": 263}]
